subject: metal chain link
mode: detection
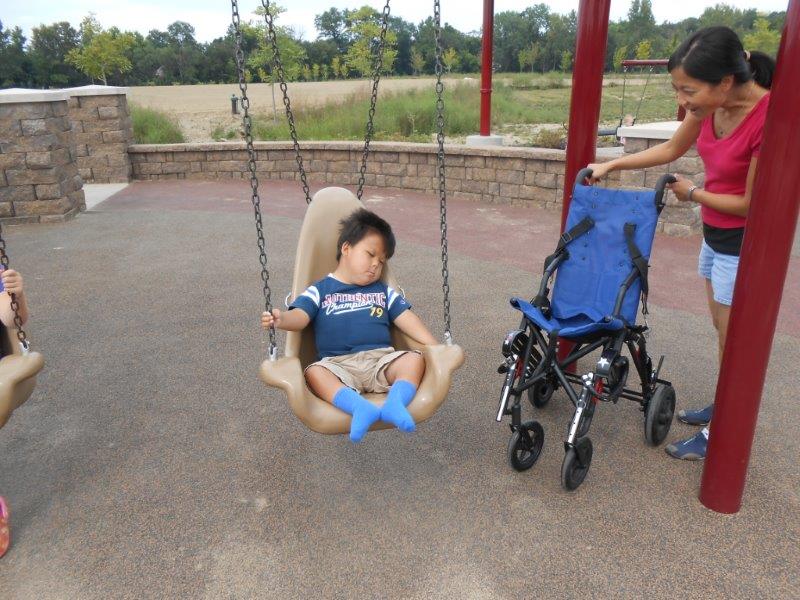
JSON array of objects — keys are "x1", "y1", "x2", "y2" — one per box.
[
  {"x1": 356, "y1": 0, "x2": 392, "y2": 201},
  {"x1": 231, "y1": 0, "x2": 277, "y2": 358},
  {"x1": 259, "y1": 0, "x2": 312, "y2": 204},
  {"x1": 0, "y1": 222, "x2": 29, "y2": 350},
  {"x1": 433, "y1": 0, "x2": 452, "y2": 344}
]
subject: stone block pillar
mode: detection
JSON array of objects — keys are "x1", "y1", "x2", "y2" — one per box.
[
  {"x1": 66, "y1": 85, "x2": 133, "y2": 183},
  {"x1": 0, "y1": 89, "x2": 85, "y2": 223},
  {"x1": 617, "y1": 121, "x2": 703, "y2": 235}
]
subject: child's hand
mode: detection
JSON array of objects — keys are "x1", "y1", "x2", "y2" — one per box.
[
  {"x1": 261, "y1": 309, "x2": 281, "y2": 330},
  {"x1": 1, "y1": 269, "x2": 23, "y2": 295}
]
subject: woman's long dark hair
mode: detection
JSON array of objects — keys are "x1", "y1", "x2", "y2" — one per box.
[{"x1": 668, "y1": 26, "x2": 775, "y2": 89}]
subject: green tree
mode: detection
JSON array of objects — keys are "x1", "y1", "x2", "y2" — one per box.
[
  {"x1": 331, "y1": 55, "x2": 343, "y2": 78},
  {"x1": 66, "y1": 15, "x2": 135, "y2": 85},
  {"x1": 0, "y1": 22, "x2": 31, "y2": 87},
  {"x1": 613, "y1": 44, "x2": 628, "y2": 71},
  {"x1": 560, "y1": 49, "x2": 573, "y2": 72},
  {"x1": 518, "y1": 42, "x2": 541, "y2": 73},
  {"x1": 743, "y1": 17, "x2": 781, "y2": 57},
  {"x1": 442, "y1": 48, "x2": 459, "y2": 73},
  {"x1": 410, "y1": 47, "x2": 424, "y2": 75},
  {"x1": 635, "y1": 39, "x2": 652, "y2": 60},
  {"x1": 344, "y1": 6, "x2": 398, "y2": 77},
  {"x1": 29, "y1": 22, "x2": 82, "y2": 87}
]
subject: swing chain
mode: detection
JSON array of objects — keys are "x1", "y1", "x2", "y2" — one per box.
[
  {"x1": 231, "y1": 0, "x2": 277, "y2": 356},
  {"x1": 356, "y1": 0, "x2": 392, "y2": 201},
  {"x1": 259, "y1": 0, "x2": 312, "y2": 204},
  {"x1": 0, "y1": 222, "x2": 30, "y2": 350},
  {"x1": 433, "y1": 0, "x2": 452, "y2": 344}
]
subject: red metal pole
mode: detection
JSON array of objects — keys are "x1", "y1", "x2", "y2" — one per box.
[
  {"x1": 558, "y1": 0, "x2": 612, "y2": 367},
  {"x1": 700, "y1": 0, "x2": 800, "y2": 514},
  {"x1": 561, "y1": 0, "x2": 612, "y2": 230},
  {"x1": 479, "y1": 0, "x2": 495, "y2": 136}
]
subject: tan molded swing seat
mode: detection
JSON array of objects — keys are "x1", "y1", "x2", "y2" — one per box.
[
  {"x1": 0, "y1": 326, "x2": 44, "y2": 429},
  {"x1": 259, "y1": 187, "x2": 464, "y2": 434}
]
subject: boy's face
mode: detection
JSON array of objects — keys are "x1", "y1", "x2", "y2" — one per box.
[{"x1": 340, "y1": 231, "x2": 387, "y2": 286}]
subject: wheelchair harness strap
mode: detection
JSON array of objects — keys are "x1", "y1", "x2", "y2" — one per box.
[
  {"x1": 543, "y1": 216, "x2": 595, "y2": 272},
  {"x1": 624, "y1": 222, "x2": 650, "y2": 315}
]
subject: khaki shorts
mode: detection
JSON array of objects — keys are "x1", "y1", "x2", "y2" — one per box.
[{"x1": 306, "y1": 347, "x2": 418, "y2": 393}]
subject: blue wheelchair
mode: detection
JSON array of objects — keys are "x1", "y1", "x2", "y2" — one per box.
[{"x1": 496, "y1": 168, "x2": 677, "y2": 490}]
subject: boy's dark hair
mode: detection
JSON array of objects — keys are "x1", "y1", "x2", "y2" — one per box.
[
  {"x1": 336, "y1": 208, "x2": 396, "y2": 261},
  {"x1": 668, "y1": 26, "x2": 775, "y2": 90}
]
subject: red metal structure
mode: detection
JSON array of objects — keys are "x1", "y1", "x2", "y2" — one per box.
[
  {"x1": 479, "y1": 0, "x2": 495, "y2": 136},
  {"x1": 560, "y1": 0, "x2": 612, "y2": 229},
  {"x1": 700, "y1": 0, "x2": 800, "y2": 513}
]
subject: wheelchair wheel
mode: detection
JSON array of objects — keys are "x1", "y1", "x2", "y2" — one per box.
[
  {"x1": 561, "y1": 438, "x2": 593, "y2": 491},
  {"x1": 645, "y1": 383, "x2": 676, "y2": 446},
  {"x1": 507, "y1": 421, "x2": 544, "y2": 471},
  {"x1": 527, "y1": 377, "x2": 557, "y2": 408}
]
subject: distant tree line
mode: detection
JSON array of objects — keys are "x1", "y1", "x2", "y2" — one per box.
[{"x1": 0, "y1": 2, "x2": 785, "y2": 88}]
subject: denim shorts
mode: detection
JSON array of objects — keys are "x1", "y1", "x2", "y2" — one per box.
[{"x1": 698, "y1": 240, "x2": 740, "y2": 306}]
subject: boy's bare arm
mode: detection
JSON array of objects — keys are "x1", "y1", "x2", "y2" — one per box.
[
  {"x1": 261, "y1": 308, "x2": 310, "y2": 332},
  {"x1": 0, "y1": 269, "x2": 29, "y2": 327},
  {"x1": 393, "y1": 310, "x2": 438, "y2": 345}
]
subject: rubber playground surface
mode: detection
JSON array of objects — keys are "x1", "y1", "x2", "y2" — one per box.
[{"x1": 0, "y1": 180, "x2": 798, "y2": 599}]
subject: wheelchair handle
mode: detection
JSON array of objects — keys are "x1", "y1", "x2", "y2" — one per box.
[
  {"x1": 576, "y1": 168, "x2": 594, "y2": 186},
  {"x1": 654, "y1": 174, "x2": 677, "y2": 214}
]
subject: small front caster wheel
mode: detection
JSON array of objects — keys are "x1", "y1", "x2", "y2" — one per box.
[
  {"x1": 507, "y1": 420, "x2": 545, "y2": 471},
  {"x1": 528, "y1": 378, "x2": 556, "y2": 408},
  {"x1": 561, "y1": 438, "x2": 593, "y2": 491},
  {"x1": 645, "y1": 383, "x2": 676, "y2": 446}
]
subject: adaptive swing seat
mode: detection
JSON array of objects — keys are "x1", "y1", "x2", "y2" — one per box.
[
  {"x1": 259, "y1": 187, "x2": 464, "y2": 434},
  {"x1": 0, "y1": 325, "x2": 44, "y2": 429}
]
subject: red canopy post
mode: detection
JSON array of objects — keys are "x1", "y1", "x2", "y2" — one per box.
[
  {"x1": 558, "y1": 0, "x2": 612, "y2": 366},
  {"x1": 479, "y1": 0, "x2": 495, "y2": 136},
  {"x1": 700, "y1": 0, "x2": 800, "y2": 514}
]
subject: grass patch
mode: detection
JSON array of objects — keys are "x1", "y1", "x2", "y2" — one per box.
[
  {"x1": 211, "y1": 124, "x2": 238, "y2": 141},
  {"x1": 238, "y1": 78, "x2": 679, "y2": 145},
  {"x1": 130, "y1": 105, "x2": 185, "y2": 144}
]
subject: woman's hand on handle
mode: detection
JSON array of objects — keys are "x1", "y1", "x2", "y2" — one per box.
[{"x1": 586, "y1": 162, "x2": 613, "y2": 184}]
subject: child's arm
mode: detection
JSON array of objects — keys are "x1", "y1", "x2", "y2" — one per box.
[
  {"x1": 393, "y1": 310, "x2": 438, "y2": 346},
  {"x1": 261, "y1": 308, "x2": 310, "y2": 332},
  {"x1": 0, "y1": 269, "x2": 29, "y2": 327}
]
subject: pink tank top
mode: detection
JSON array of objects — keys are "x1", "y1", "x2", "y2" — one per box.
[{"x1": 695, "y1": 92, "x2": 770, "y2": 229}]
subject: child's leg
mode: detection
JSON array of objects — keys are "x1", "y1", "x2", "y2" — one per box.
[
  {"x1": 305, "y1": 365, "x2": 380, "y2": 443},
  {"x1": 380, "y1": 352, "x2": 425, "y2": 432}
]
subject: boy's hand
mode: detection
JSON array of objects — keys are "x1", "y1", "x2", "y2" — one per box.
[
  {"x1": 261, "y1": 309, "x2": 281, "y2": 330},
  {"x1": 1, "y1": 269, "x2": 23, "y2": 295}
]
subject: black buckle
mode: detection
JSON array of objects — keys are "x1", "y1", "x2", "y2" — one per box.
[{"x1": 559, "y1": 231, "x2": 573, "y2": 246}]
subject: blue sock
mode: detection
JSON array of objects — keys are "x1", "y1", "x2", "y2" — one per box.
[
  {"x1": 333, "y1": 387, "x2": 381, "y2": 443},
  {"x1": 380, "y1": 380, "x2": 417, "y2": 433}
]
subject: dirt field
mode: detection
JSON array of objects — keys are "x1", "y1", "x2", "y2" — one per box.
[
  {"x1": 127, "y1": 75, "x2": 666, "y2": 144},
  {"x1": 128, "y1": 77, "x2": 472, "y2": 143}
]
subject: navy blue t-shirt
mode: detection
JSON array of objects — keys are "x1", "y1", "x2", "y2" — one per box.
[{"x1": 290, "y1": 275, "x2": 411, "y2": 359}]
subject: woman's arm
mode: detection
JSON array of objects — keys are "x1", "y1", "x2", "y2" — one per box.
[
  {"x1": 588, "y1": 113, "x2": 704, "y2": 181},
  {"x1": 670, "y1": 156, "x2": 758, "y2": 218},
  {"x1": 393, "y1": 310, "x2": 438, "y2": 346}
]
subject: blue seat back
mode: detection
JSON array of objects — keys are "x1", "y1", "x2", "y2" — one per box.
[{"x1": 551, "y1": 183, "x2": 659, "y2": 325}]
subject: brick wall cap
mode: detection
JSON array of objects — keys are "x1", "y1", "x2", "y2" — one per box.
[
  {"x1": 64, "y1": 84, "x2": 129, "y2": 97},
  {"x1": 128, "y1": 141, "x2": 568, "y2": 161},
  {"x1": 618, "y1": 120, "x2": 680, "y2": 140},
  {"x1": 0, "y1": 88, "x2": 70, "y2": 103}
]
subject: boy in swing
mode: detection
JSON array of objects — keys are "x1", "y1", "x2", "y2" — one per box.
[{"x1": 261, "y1": 209, "x2": 438, "y2": 442}]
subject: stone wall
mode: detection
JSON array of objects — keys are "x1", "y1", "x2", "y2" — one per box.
[
  {"x1": 67, "y1": 86, "x2": 133, "y2": 183},
  {"x1": 129, "y1": 142, "x2": 611, "y2": 212},
  {"x1": 0, "y1": 91, "x2": 85, "y2": 223}
]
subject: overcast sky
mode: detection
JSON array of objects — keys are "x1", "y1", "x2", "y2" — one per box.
[{"x1": 2, "y1": 1, "x2": 790, "y2": 43}]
